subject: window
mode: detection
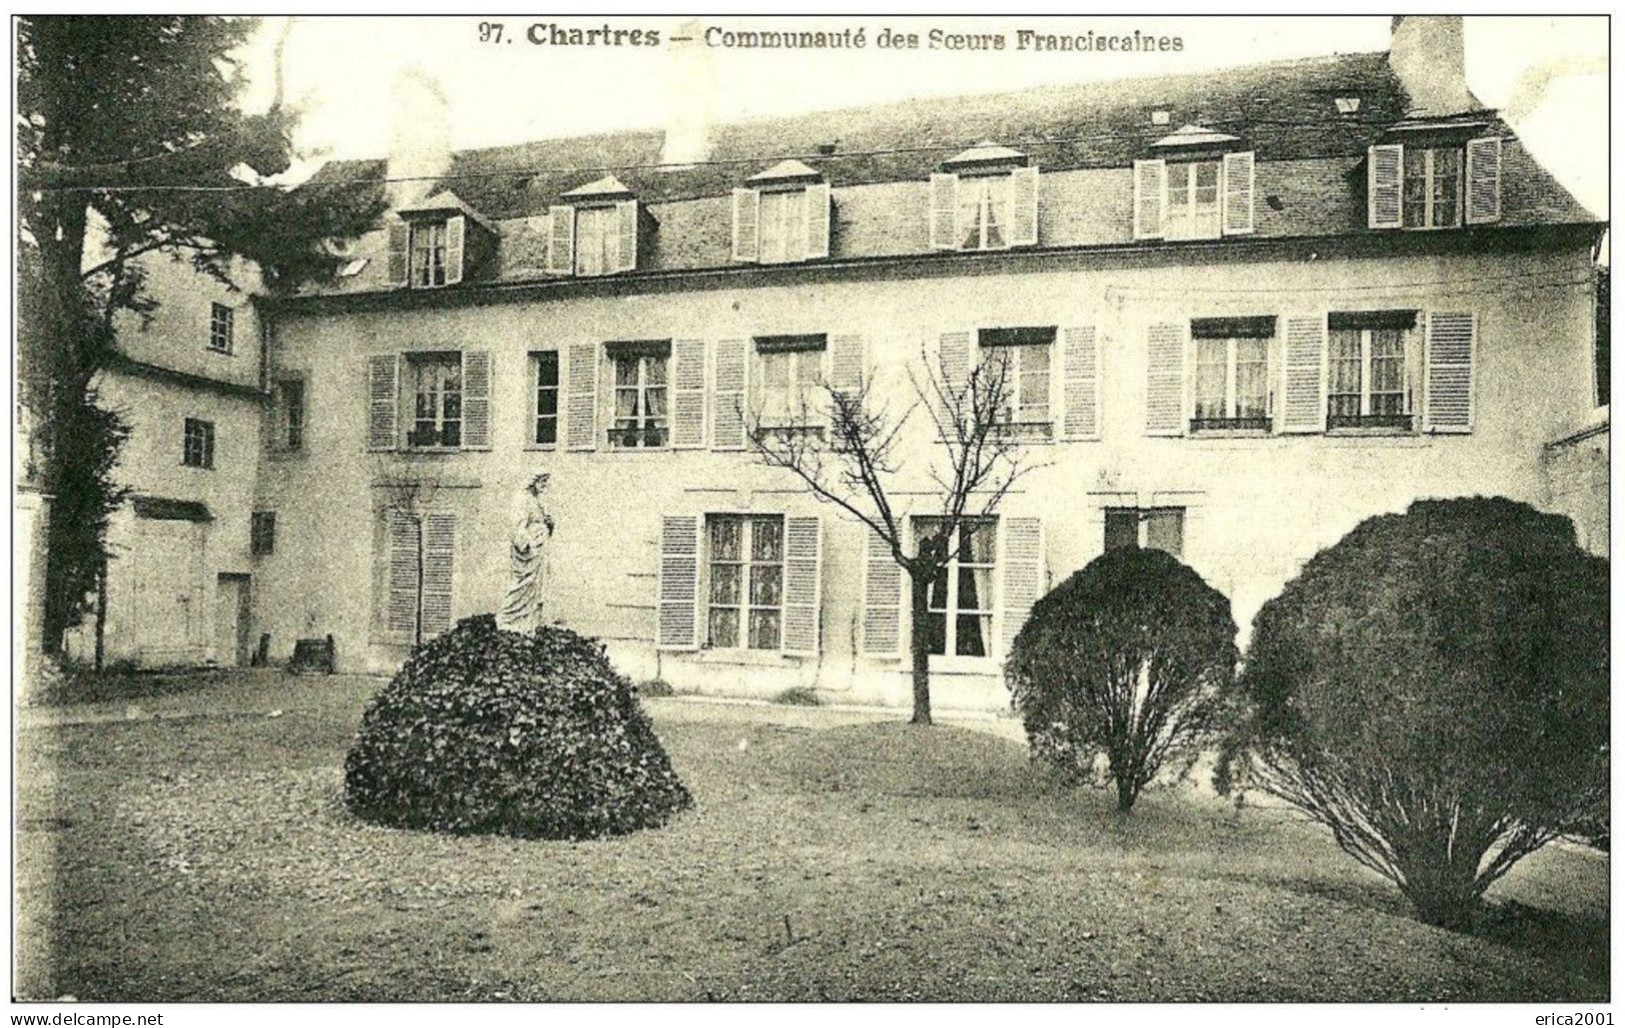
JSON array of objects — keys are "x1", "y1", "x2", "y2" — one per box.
[
  {"x1": 1191, "y1": 319, "x2": 1272, "y2": 431},
  {"x1": 1104, "y1": 507, "x2": 1184, "y2": 558},
  {"x1": 251, "y1": 511, "x2": 276, "y2": 556},
  {"x1": 917, "y1": 518, "x2": 996, "y2": 658},
  {"x1": 755, "y1": 337, "x2": 825, "y2": 429},
  {"x1": 1403, "y1": 147, "x2": 1462, "y2": 229},
  {"x1": 610, "y1": 350, "x2": 668, "y2": 448},
  {"x1": 1165, "y1": 160, "x2": 1222, "y2": 240},
  {"x1": 1327, "y1": 317, "x2": 1414, "y2": 429},
  {"x1": 407, "y1": 353, "x2": 462, "y2": 448},
  {"x1": 410, "y1": 221, "x2": 448, "y2": 288},
  {"x1": 532, "y1": 351, "x2": 560, "y2": 446},
  {"x1": 575, "y1": 206, "x2": 619, "y2": 277},
  {"x1": 705, "y1": 514, "x2": 784, "y2": 650},
  {"x1": 979, "y1": 328, "x2": 1054, "y2": 433},
  {"x1": 276, "y1": 380, "x2": 304, "y2": 452},
  {"x1": 182, "y1": 418, "x2": 215, "y2": 469},
  {"x1": 208, "y1": 303, "x2": 234, "y2": 354},
  {"x1": 957, "y1": 173, "x2": 1012, "y2": 251},
  {"x1": 758, "y1": 189, "x2": 805, "y2": 264}
]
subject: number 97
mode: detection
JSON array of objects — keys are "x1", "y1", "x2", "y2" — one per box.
[{"x1": 478, "y1": 22, "x2": 504, "y2": 43}]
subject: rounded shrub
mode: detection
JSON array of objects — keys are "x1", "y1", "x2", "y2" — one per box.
[
  {"x1": 1217, "y1": 497, "x2": 1608, "y2": 929},
  {"x1": 1006, "y1": 547, "x2": 1238, "y2": 811},
  {"x1": 344, "y1": 615, "x2": 691, "y2": 840}
]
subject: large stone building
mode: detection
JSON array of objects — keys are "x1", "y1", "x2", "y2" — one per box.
[{"x1": 43, "y1": 18, "x2": 1606, "y2": 712}]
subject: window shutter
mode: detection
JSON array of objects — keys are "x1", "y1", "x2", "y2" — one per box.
[
  {"x1": 1009, "y1": 166, "x2": 1039, "y2": 247},
  {"x1": 1367, "y1": 144, "x2": 1404, "y2": 229},
  {"x1": 460, "y1": 350, "x2": 491, "y2": 450},
  {"x1": 565, "y1": 342, "x2": 599, "y2": 451},
  {"x1": 929, "y1": 173, "x2": 958, "y2": 250},
  {"x1": 804, "y1": 182, "x2": 832, "y2": 259},
  {"x1": 1424, "y1": 312, "x2": 1475, "y2": 433},
  {"x1": 935, "y1": 330, "x2": 973, "y2": 434},
  {"x1": 444, "y1": 215, "x2": 466, "y2": 285},
  {"x1": 670, "y1": 338, "x2": 707, "y2": 449},
  {"x1": 1465, "y1": 137, "x2": 1502, "y2": 225},
  {"x1": 711, "y1": 338, "x2": 748, "y2": 450},
  {"x1": 1222, "y1": 151, "x2": 1255, "y2": 235},
  {"x1": 1281, "y1": 315, "x2": 1328, "y2": 433},
  {"x1": 829, "y1": 334, "x2": 865, "y2": 396},
  {"x1": 1144, "y1": 322, "x2": 1187, "y2": 436},
  {"x1": 781, "y1": 516, "x2": 822, "y2": 656},
  {"x1": 366, "y1": 354, "x2": 399, "y2": 451},
  {"x1": 420, "y1": 511, "x2": 455, "y2": 637},
  {"x1": 998, "y1": 517, "x2": 1044, "y2": 661},
  {"x1": 656, "y1": 515, "x2": 701, "y2": 650},
  {"x1": 1133, "y1": 160, "x2": 1166, "y2": 240},
  {"x1": 546, "y1": 205, "x2": 575, "y2": 275},
  {"x1": 614, "y1": 200, "x2": 639, "y2": 273},
  {"x1": 1060, "y1": 325, "x2": 1101, "y2": 440},
  {"x1": 385, "y1": 510, "x2": 418, "y2": 634},
  {"x1": 732, "y1": 188, "x2": 759, "y2": 262},
  {"x1": 861, "y1": 528, "x2": 902, "y2": 659},
  {"x1": 386, "y1": 221, "x2": 409, "y2": 287}
]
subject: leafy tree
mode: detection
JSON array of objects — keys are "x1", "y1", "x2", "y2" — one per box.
[
  {"x1": 17, "y1": 16, "x2": 384, "y2": 650},
  {"x1": 1006, "y1": 547, "x2": 1238, "y2": 811},
  {"x1": 1217, "y1": 497, "x2": 1609, "y2": 929},
  {"x1": 748, "y1": 349, "x2": 1039, "y2": 726}
]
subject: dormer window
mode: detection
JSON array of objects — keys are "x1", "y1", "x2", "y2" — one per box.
[
  {"x1": 732, "y1": 160, "x2": 832, "y2": 265},
  {"x1": 1133, "y1": 126, "x2": 1254, "y2": 241},
  {"x1": 385, "y1": 191, "x2": 497, "y2": 289},
  {"x1": 547, "y1": 175, "x2": 649, "y2": 277},
  {"x1": 929, "y1": 143, "x2": 1039, "y2": 252},
  {"x1": 1367, "y1": 132, "x2": 1500, "y2": 230}
]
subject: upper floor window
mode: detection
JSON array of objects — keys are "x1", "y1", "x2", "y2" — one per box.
[
  {"x1": 407, "y1": 352, "x2": 462, "y2": 449},
  {"x1": 1134, "y1": 143, "x2": 1254, "y2": 241},
  {"x1": 1326, "y1": 311, "x2": 1417, "y2": 430},
  {"x1": 275, "y1": 379, "x2": 304, "y2": 452},
  {"x1": 705, "y1": 514, "x2": 785, "y2": 651},
  {"x1": 754, "y1": 335, "x2": 826, "y2": 430},
  {"x1": 930, "y1": 144, "x2": 1039, "y2": 252},
  {"x1": 733, "y1": 161, "x2": 832, "y2": 265},
  {"x1": 607, "y1": 341, "x2": 668, "y2": 448},
  {"x1": 251, "y1": 511, "x2": 276, "y2": 556},
  {"x1": 411, "y1": 220, "x2": 449, "y2": 287},
  {"x1": 1191, "y1": 316, "x2": 1273, "y2": 432},
  {"x1": 548, "y1": 176, "x2": 644, "y2": 277},
  {"x1": 978, "y1": 327, "x2": 1054, "y2": 434},
  {"x1": 1165, "y1": 160, "x2": 1222, "y2": 240},
  {"x1": 532, "y1": 351, "x2": 560, "y2": 446},
  {"x1": 1368, "y1": 137, "x2": 1501, "y2": 230},
  {"x1": 208, "y1": 303, "x2": 234, "y2": 354},
  {"x1": 182, "y1": 417, "x2": 215, "y2": 469}
]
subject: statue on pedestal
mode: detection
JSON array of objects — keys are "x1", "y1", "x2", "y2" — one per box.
[{"x1": 496, "y1": 472, "x2": 554, "y2": 634}]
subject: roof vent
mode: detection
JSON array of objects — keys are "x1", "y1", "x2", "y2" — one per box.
[
  {"x1": 1335, "y1": 96, "x2": 1362, "y2": 115},
  {"x1": 1150, "y1": 109, "x2": 1171, "y2": 126},
  {"x1": 815, "y1": 141, "x2": 838, "y2": 156}
]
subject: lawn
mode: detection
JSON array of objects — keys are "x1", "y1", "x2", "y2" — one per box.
[{"x1": 14, "y1": 672, "x2": 1609, "y2": 1002}]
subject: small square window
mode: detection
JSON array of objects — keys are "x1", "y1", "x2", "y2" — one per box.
[
  {"x1": 208, "y1": 303, "x2": 234, "y2": 354},
  {"x1": 183, "y1": 418, "x2": 215, "y2": 469}
]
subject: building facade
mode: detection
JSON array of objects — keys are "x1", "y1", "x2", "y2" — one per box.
[{"x1": 62, "y1": 18, "x2": 1606, "y2": 711}]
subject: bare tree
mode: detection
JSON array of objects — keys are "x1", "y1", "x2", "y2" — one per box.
[
  {"x1": 375, "y1": 466, "x2": 441, "y2": 648},
  {"x1": 749, "y1": 348, "x2": 1041, "y2": 725}
]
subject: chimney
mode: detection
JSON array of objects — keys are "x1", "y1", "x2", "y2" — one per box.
[
  {"x1": 387, "y1": 67, "x2": 451, "y2": 208},
  {"x1": 659, "y1": 20, "x2": 714, "y2": 168},
  {"x1": 1389, "y1": 15, "x2": 1475, "y2": 116}
]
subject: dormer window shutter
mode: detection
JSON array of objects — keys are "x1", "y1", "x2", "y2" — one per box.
[
  {"x1": 1465, "y1": 137, "x2": 1502, "y2": 225},
  {"x1": 546, "y1": 205, "x2": 575, "y2": 275},
  {"x1": 444, "y1": 214, "x2": 466, "y2": 285},
  {"x1": 929, "y1": 173, "x2": 958, "y2": 250},
  {"x1": 804, "y1": 182, "x2": 832, "y2": 259},
  {"x1": 1133, "y1": 160, "x2": 1166, "y2": 240},
  {"x1": 385, "y1": 222, "x2": 409, "y2": 287},
  {"x1": 1222, "y1": 151, "x2": 1255, "y2": 235},
  {"x1": 732, "y1": 188, "x2": 760, "y2": 262},
  {"x1": 1367, "y1": 144, "x2": 1404, "y2": 229},
  {"x1": 614, "y1": 199, "x2": 639, "y2": 273},
  {"x1": 1009, "y1": 166, "x2": 1039, "y2": 247}
]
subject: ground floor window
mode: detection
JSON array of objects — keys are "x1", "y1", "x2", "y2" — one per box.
[
  {"x1": 1104, "y1": 507, "x2": 1185, "y2": 558},
  {"x1": 916, "y1": 517, "x2": 996, "y2": 657},
  {"x1": 705, "y1": 514, "x2": 784, "y2": 650},
  {"x1": 250, "y1": 511, "x2": 276, "y2": 556}
]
